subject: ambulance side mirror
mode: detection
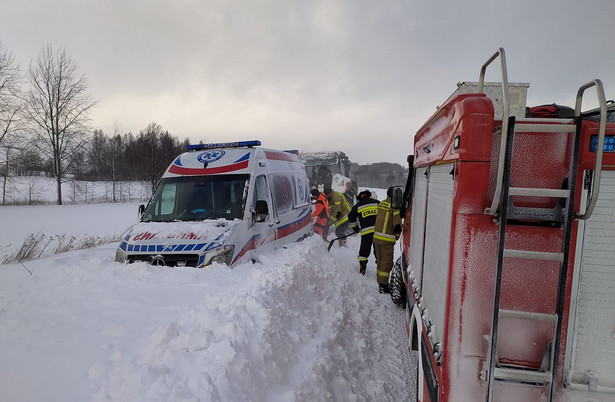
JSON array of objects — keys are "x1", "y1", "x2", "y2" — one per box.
[
  {"x1": 391, "y1": 186, "x2": 404, "y2": 210},
  {"x1": 255, "y1": 200, "x2": 269, "y2": 222},
  {"x1": 138, "y1": 204, "x2": 145, "y2": 217}
]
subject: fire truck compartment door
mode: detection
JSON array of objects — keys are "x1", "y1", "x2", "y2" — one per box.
[
  {"x1": 420, "y1": 163, "x2": 455, "y2": 344},
  {"x1": 567, "y1": 169, "x2": 615, "y2": 389},
  {"x1": 409, "y1": 166, "x2": 428, "y2": 293}
]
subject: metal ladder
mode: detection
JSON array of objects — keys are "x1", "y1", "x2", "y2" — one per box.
[{"x1": 480, "y1": 48, "x2": 608, "y2": 402}]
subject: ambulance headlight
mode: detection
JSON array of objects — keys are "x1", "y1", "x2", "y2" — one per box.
[
  {"x1": 204, "y1": 245, "x2": 235, "y2": 267},
  {"x1": 115, "y1": 247, "x2": 127, "y2": 263}
]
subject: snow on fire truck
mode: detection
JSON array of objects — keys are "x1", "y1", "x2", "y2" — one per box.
[{"x1": 390, "y1": 48, "x2": 615, "y2": 401}]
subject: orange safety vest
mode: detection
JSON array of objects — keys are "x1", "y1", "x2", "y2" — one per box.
[{"x1": 312, "y1": 193, "x2": 329, "y2": 228}]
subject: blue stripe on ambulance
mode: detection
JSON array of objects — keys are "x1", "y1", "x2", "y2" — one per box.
[{"x1": 276, "y1": 207, "x2": 311, "y2": 231}]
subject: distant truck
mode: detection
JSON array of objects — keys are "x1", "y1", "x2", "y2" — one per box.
[
  {"x1": 300, "y1": 151, "x2": 358, "y2": 204},
  {"x1": 115, "y1": 140, "x2": 312, "y2": 268}
]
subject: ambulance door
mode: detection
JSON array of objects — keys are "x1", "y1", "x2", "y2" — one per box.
[
  {"x1": 251, "y1": 174, "x2": 277, "y2": 255},
  {"x1": 269, "y1": 173, "x2": 296, "y2": 248}
]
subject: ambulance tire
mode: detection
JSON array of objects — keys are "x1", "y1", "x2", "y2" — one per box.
[{"x1": 389, "y1": 258, "x2": 406, "y2": 308}]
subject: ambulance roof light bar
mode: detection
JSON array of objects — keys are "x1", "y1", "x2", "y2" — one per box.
[{"x1": 187, "y1": 140, "x2": 261, "y2": 151}]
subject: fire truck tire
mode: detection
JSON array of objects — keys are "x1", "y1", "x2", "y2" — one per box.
[{"x1": 389, "y1": 258, "x2": 406, "y2": 308}]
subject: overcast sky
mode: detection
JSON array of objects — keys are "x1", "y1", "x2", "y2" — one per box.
[{"x1": 2, "y1": 0, "x2": 614, "y2": 165}]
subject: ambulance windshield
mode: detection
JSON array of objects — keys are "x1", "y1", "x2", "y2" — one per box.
[{"x1": 141, "y1": 174, "x2": 249, "y2": 222}]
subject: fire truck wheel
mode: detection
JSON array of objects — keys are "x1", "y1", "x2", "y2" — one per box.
[{"x1": 389, "y1": 258, "x2": 406, "y2": 308}]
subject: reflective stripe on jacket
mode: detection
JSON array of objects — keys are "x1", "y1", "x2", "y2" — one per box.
[
  {"x1": 373, "y1": 197, "x2": 402, "y2": 244},
  {"x1": 328, "y1": 191, "x2": 351, "y2": 227},
  {"x1": 348, "y1": 197, "x2": 379, "y2": 236}
]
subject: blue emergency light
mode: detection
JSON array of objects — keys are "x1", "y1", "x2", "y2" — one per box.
[{"x1": 589, "y1": 135, "x2": 615, "y2": 152}]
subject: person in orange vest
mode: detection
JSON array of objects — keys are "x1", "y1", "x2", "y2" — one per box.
[
  {"x1": 311, "y1": 188, "x2": 329, "y2": 240},
  {"x1": 325, "y1": 187, "x2": 351, "y2": 246},
  {"x1": 373, "y1": 187, "x2": 402, "y2": 294}
]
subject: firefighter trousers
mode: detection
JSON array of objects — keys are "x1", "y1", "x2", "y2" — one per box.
[
  {"x1": 358, "y1": 233, "x2": 375, "y2": 263},
  {"x1": 334, "y1": 221, "x2": 351, "y2": 246},
  {"x1": 374, "y1": 242, "x2": 394, "y2": 286}
]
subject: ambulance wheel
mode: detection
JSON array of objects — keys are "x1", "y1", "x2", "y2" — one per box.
[{"x1": 389, "y1": 258, "x2": 406, "y2": 308}]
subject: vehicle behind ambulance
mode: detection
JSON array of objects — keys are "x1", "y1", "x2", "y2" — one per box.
[{"x1": 115, "y1": 140, "x2": 313, "y2": 267}]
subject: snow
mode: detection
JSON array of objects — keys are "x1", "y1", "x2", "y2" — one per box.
[
  {"x1": 0, "y1": 203, "x2": 141, "y2": 263},
  {"x1": 0, "y1": 190, "x2": 416, "y2": 401}
]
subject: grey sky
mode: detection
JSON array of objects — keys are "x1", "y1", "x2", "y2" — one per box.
[{"x1": 2, "y1": 0, "x2": 614, "y2": 165}]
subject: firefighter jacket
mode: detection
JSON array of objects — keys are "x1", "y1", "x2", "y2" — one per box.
[
  {"x1": 312, "y1": 193, "x2": 329, "y2": 228},
  {"x1": 348, "y1": 196, "x2": 379, "y2": 236},
  {"x1": 373, "y1": 196, "x2": 402, "y2": 244},
  {"x1": 327, "y1": 190, "x2": 351, "y2": 227}
]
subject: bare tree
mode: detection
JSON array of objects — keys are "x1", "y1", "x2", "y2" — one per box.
[
  {"x1": 1, "y1": 141, "x2": 15, "y2": 204},
  {"x1": 110, "y1": 123, "x2": 123, "y2": 202},
  {"x1": 0, "y1": 40, "x2": 22, "y2": 145},
  {"x1": 22, "y1": 44, "x2": 97, "y2": 205}
]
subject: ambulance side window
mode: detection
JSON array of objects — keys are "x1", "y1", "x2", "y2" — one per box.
[
  {"x1": 159, "y1": 182, "x2": 177, "y2": 215},
  {"x1": 253, "y1": 175, "x2": 271, "y2": 219},
  {"x1": 271, "y1": 174, "x2": 293, "y2": 215},
  {"x1": 293, "y1": 174, "x2": 310, "y2": 208}
]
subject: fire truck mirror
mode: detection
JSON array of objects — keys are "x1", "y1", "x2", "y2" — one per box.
[{"x1": 391, "y1": 186, "x2": 404, "y2": 209}]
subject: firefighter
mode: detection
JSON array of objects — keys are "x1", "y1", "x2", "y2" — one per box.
[
  {"x1": 373, "y1": 186, "x2": 402, "y2": 294},
  {"x1": 325, "y1": 187, "x2": 352, "y2": 246},
  {"x1": 348, "y1": 190, "x2": 379, "y2": 275},
  {"x1": 311, "y1": 188, "x2": 329, "y2": 240}
]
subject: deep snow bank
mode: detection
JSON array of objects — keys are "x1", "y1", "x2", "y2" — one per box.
[{"x1": 1, "y1": 234, "x2": 415, "y2": 401}]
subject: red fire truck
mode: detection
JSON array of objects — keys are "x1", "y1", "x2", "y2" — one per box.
[{"x1": 392, "y1": 48, "x2": 615, "y2": 401}]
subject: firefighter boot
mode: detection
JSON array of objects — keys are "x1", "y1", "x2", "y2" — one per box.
[
  {"x1": 379, "y1": 284, "x2": 390, "y2": 294},
  {"x1": 359, "y1": 260, "x2": 367, "y2": 276}
]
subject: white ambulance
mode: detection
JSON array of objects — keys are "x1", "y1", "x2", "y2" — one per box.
[{"x1": 115, "y1": 140, "x2": 313, "y2": 267}]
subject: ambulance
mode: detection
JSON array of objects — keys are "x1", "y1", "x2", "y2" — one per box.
[{"x1": 115, "y1": 140, "x2": 313, "y2": 267}]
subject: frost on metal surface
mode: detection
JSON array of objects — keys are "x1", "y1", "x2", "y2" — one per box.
[{"x1": 571, "y1": 170, "x2": 615, "y2": 388}]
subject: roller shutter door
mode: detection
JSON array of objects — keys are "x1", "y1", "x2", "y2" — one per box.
[{"x1": 569, "y1": 169, "x2": 615, "y2": 389}]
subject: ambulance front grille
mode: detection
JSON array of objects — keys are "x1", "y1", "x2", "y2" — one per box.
[{"x1": 127, "y1": 254, "x2": 199, "y2": 267}]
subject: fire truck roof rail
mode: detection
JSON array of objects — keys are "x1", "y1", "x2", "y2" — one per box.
[
  {"x1": 480, "y1": 47, "x2": 511, "y2": 216},
  {"x1": 574, "y1": 79, "x2": 607, "y2": 220}
]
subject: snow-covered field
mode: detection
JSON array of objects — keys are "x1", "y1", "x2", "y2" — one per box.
[
  {"x1": 0, "y1": 193, "x2": 417, "y2": 401},
  {"x1": 0, "y1": 202, "x2": 142, "y2": 263},
  {"x1": 1, "y1": 176, "x2": 151, "y2": 205}
]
